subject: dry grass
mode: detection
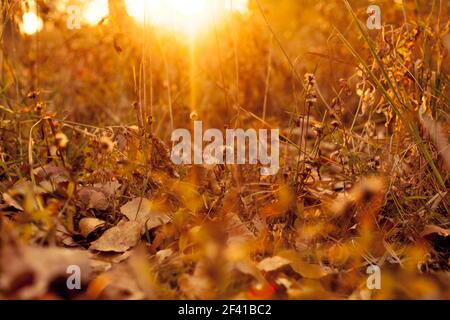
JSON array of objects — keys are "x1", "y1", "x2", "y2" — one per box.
[{"x1": 0, "y1": 0, "x2": 449, "y2": 299}]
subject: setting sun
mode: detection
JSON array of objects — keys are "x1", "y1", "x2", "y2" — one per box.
[{"x1": 125, "y1": 0, "x2": 248, "y2": 34}]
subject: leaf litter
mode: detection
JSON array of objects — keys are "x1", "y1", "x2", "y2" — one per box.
[{"x1": 0, "y1": 0, "x2": 449, "y2": 301}]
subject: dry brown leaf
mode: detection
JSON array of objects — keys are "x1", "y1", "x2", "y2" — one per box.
[
  {"x1": 155, "y1": 248, "x2": 173, "y2": 263},
  {"x1": 278, "y1": 250, "x2": 330, "y2": 279},
  {"x1": 78, "y1": 188, "x2": 109, "y2": 210},
  {"x1": 225, "y1": 212, "x2": 257, "y2": 245},
  {"x1": 79, "y1": 217, "x2": 105, "y2": 238},
  {"x1": 1, "y1": 192, "x2": 23, "y2": 211},
  {"x1": 257, "y1": 256, "x2": 291, "y2": 272},
  {"x1": 89, "y1": 259, "x2": 112, "y2": 273},
  {"x1": 90, "y1": 220, "x2": 141, "y2": 252},
  {"x1": 120, "y1": 197, "x2": 171, "y2": 234},
  {"x1": 33, "y1": 164, "x2": 70, "y2": 185},
  {"x1": 290, "y1": 260, "x2": 330, "y2": 280},
  {"x1": 88, "y1": 251, "x2": 132, "y2": 273},
  {"x1": 38, "y1": 180, "x2": 57, "y2": 193},
  {"x1": 421, "y1": 225, "x2": 450, "y2": 238},
  {"x1": 94, "y1": 181, "x2": 121, "y2": 197}
]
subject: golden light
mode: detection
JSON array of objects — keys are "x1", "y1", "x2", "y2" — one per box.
[
  {"x1": 83, "y1": 0, "x2": 109, "y2": 25},
  {"x1": 125, "y1": 0, "x2": 248, "y2": 34},
  {"x1": 21, "y1": 12, "x2": 43, "y2": 35},
  {"x1": 224, "y1": 0, "x2": 249, "y2": 13}
]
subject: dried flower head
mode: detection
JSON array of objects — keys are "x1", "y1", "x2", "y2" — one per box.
[
  {"x1": 350, "y1": 176, "x2": 385, "y2": 201},
  {"x1": 99, "y1": 136, "x2": 114, "y2": 153},
  {"x1": 34, "y1": 101, "x2": 46, "y2": 114},
  {"x1": 27, "y1": 90, "x2": 40, "y2": 100},
  {"x1": 304, "y1": 73, "x2": 316, "y2": 85},
  {"x1": 55, "y1": 131, "x2": 69, "y2": 149}
]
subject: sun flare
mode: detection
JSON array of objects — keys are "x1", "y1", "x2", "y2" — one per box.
[
  {"x1": 83, "y1": 0, "x2": 109, "y2": 25},
  {"x1": 125, "y1": 0, "x2": 248, "y2": 34},
  {"x1": 20, "y1": 1, "x2": 43, "y2": 35},
  {"x1": 22, "y1": 12, "x2": 43, "y2": 35}
]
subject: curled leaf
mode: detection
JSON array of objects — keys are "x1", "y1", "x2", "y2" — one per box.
[{"x1": 79, "y1": 217, "x2": 106, "y2": 238}]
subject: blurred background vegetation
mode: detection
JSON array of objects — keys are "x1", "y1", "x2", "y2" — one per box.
[{"x1": 0, "y1": 0, "x2": 449, "y2": 299}]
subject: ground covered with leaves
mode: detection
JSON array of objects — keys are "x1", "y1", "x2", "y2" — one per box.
[{"x1": 0, "y1": 0, "x2": 449, "y2": 299}]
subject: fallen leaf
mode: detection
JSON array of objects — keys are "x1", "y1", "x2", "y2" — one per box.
[
  {"x1": 155, "y1": 248, "x2": 173, "y2": 263},
  {"x1": 257, "y1": 256, "x2": 291, "y2": 272},
  {"x1": 291, "y1": 260, "x2": 330, "y2": 279},
  {"x1": 89, "y1": 259, "x2": 112, "y2": 273},
  {"x1": 2, "y1": 193, "x2": 23, "y2": 211},
  {"x1": 120, "y1": 197, "x2": 171, "y2": 234},
  {"x1": 79, "y1": 217, "x2": 105, "y2": 238},
  {"x1": 78, "y1": 188, "x2": 109, "y2": 210},
  {"x1": 225, "y1": 212, "x2": 257, "y2": 245},
  {"x1": 90, "y1": 220, "x2": 141, "y2": 252},
  {"x1": 421, "y1": 225, "x2": 450, "y2": 238},
  {"x1": 278, "y1": 250, "x2": 330, "y2": 279},
  {"x1": 88, "y1": 251, "x2": 131, "y2": 273},
  {"x1": 33, "y1": 164, "x2": 70, "y2": 185},
  {"x1": 93, "y1": 181, "x2": 121, "y2": 197}
]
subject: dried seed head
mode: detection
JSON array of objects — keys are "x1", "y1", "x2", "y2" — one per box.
[
  {"x1": 99, "y1": 136, "x2": 114, "y2": 153},
  {"x1": 339, "y1": 79, "x2": 352, "y2": 96},
  {"x1": 356, "y1": 65, "x2": 364, "y2": 77},
  {"x1": 328, "y1": 194, "x2": 355, "y2": 218},
  {"x1": 27, "y1": 90, "x2": 40, "y2": 100},
  {"x1": 313, "y1": 123, "x2": 323, "y2": 135},
  {"x1": 55, "y1": 131, "x2": 69, "y2": 149},
  {"x1": 35, "y1": 101, "x2": 46, "y2": 114},
  {"x1": 364, "y1": 120, "x2": 376, "y2": 137},
  {"x1": 356, "y1": 88, "x2": 364, "y2": 97},
  {"x1": 305, "y1": 94, "x2": 317, "y2": 105},
  {"x1": 304, "y1": 73, "x2": 316, "y2": 85},
  {"x1": 369, "y1": 156, "x2": 381, "y2": 170},
  {"x1": 330, "y1": 119, "x2": 340, "y2": 128}
]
